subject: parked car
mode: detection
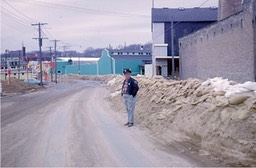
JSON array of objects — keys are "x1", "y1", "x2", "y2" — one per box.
[{"x1": 24, "y1": 78, "x2": 41, "y2": 85}]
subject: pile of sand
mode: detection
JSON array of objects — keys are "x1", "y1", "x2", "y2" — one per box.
[
  {"x1": 106, "y1": 75, "x2": 256, "y2": 166},
  {"x1": 1, "y1": 78, "x2": 41, "y2": 95}
]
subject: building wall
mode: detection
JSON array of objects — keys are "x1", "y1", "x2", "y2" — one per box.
[
  {"x1": 156, "y1": 59, "x2": 168, "y2": 76},
  {"x1": 80, "y1": 64, "x2": 97, "y2": 75},
  {"x1": 145, "y1": 64, "x2": 153, "y2": 77},
  {"x1": 152, "y1": 23, "x2": 165, "y2": 44},
  {"x1": 180, "y1": 1, "x2": 255, "y2": 83},
  {"x1": 165, "y1": 21, "x2": 216, "y2": 56},
  {"x1": 152, "y1": 23, "x2": 166, "y2": 76},
  {"x1": 218, "y1": 0, "x2": 243, "y2": 20},
  {"x1": 98, "y1": 49, "x2": 113, "y2": 75},
  {"x1": 254, "y1": 0, "x2": 256, "y2": 79},
  {"x1": 57, "y1": 49, "x2": 149, "y2": 76},
  {"x1": 115, "y1": 59, "x2": 142, "y2": 75},
  {"x1": 65, "y1": 65, "x2": 79, "y2": 74},
  {"x1": 56, "y1": 61, "x2": 69, "y2": 75}
]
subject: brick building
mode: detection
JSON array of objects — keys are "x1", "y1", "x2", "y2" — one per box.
[
  {"x1": 151, "y1": 7, "x2": 218, "y2": 77},
  {"x1": 179, "y1": 0, "x2": 256, "y2": 83}
]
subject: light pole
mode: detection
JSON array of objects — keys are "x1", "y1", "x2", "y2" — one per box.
[
  {"x1": 171, "y1": 20, "x2": 175, "y2": 80},
  {"x1": 4, "y1": 49, "x2": 9, "y2": 80},
  {"x1": 78, "y1": 54, "x2": 80, "y2": 75}
]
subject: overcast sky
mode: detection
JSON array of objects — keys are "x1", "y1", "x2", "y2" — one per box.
[{"x1": 1, "y1": 0, "x2": 218, "y2": 53}]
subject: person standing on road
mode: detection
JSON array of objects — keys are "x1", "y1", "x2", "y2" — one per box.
[{"x1": 121, "y1": 69, "x2": 139, "y2": 127}]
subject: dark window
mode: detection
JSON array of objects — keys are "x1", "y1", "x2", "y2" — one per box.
[{"x1": 22, "y1": 73, "x2": 24, "y2": 75}]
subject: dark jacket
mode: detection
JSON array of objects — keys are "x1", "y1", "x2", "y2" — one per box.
[{"x1": 121, "y1": 77, "x2": 139, "y2": 97}]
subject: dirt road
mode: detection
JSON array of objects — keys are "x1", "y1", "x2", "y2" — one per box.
[{"x1": 1, "y1": 80, "x2": 218, "y2": 167}]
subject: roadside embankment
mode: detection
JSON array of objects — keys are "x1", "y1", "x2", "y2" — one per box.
[
  {"x1": 65, "y1": 74, "x2": 256, "y2": 166},
  {"x1": 1, "y1": 78, "x2": 41, "y2": 95}
]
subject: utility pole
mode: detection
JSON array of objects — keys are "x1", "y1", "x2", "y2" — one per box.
[
  {"x1": 171, "y1": 20, "x2": 175, "y2": 80},
  {"x1": 18, "y1": 50, "x2": 21, "y2": 80},
  {"x1": 5, "y1": 49, "x2": 9, "y2": 80},
  {"x1": 47, "y1": 46, "x2": 53, "y2": 82},
  {"x1": 78, "y1": 54, "x2": 80, "y2": 75},
  {"x1": 32, "y1": 22, "x2": 47, "y2": 85},
  {"x1": 51, "y1": 40, "x2": 60, "y2": 84}
]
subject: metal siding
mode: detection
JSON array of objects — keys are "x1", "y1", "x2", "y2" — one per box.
[
  {"x1": 80, "y1": 64, "x2": 97, "y2": 75},
  {"x1": 98, "y1": 49, "x2": 113, "y2": 75},
  {"x1": 165, "y1": 22, "x2": 215, "y2": 56},
  {"x1": 115, "y1": 60, "x2": 142, "y2": 75},
  {"x1": 152, "y1": 8, "x2": 218, "y2": 22}
]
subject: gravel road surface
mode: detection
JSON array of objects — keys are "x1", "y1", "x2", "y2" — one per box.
[{"x1": 1, "y1": 80, "x2": 218, "y2": 167}]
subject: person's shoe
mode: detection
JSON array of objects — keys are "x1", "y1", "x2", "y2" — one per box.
[
  {"x1": 128, "y1": 123, "x2": 134, "y2": 127},
  {"x1": 124, "y1": 122, "x2": 129, "y2": 126}
]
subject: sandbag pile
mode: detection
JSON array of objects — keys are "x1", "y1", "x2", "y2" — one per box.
[{"x1": 107, "y1": 75, "x2": 256, "y2": 167}]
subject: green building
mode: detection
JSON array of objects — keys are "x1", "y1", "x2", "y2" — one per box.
[{"x1": 57, "y1": 49, "x2": 152, "y2": 76}]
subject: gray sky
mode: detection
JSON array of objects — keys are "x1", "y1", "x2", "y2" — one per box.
[{"x1": 1, "y1": 0, "x2": 218, "y2": 53}]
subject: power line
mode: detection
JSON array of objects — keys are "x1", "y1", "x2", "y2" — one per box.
[
  {"x1": 1, "y1": 6, "x2": 31, "y2": 24},
  {"x1": 1, "y1": 17, "x2": 31, "y2": 34},
  {"x1": 42, "y1": 27, "x2": 55, "y2": 40},
  {"x1": 1, "y1": 10, "x2": 31, "y2": 28},
  {"x1": 19, "y1": 0, "x2": 150, "y2": 18},
  {"x1": 2, "y1": 0, "x2": 37, "y2": 22}
]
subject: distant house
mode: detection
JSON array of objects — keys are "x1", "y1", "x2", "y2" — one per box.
[
  {"x1": 0, "y1": 50, "x2": 28, "y2": 80},
  {"x1": 151, "y1": 7, "x2": 218, "y2": 77},
  {"x1": 57, "y1": 49, "x2": 152, "y2": 76}
]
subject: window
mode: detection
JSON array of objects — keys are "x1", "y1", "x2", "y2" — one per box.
[{"x1": 22, "y1": 73, "x2": 24, "y2": 75}]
